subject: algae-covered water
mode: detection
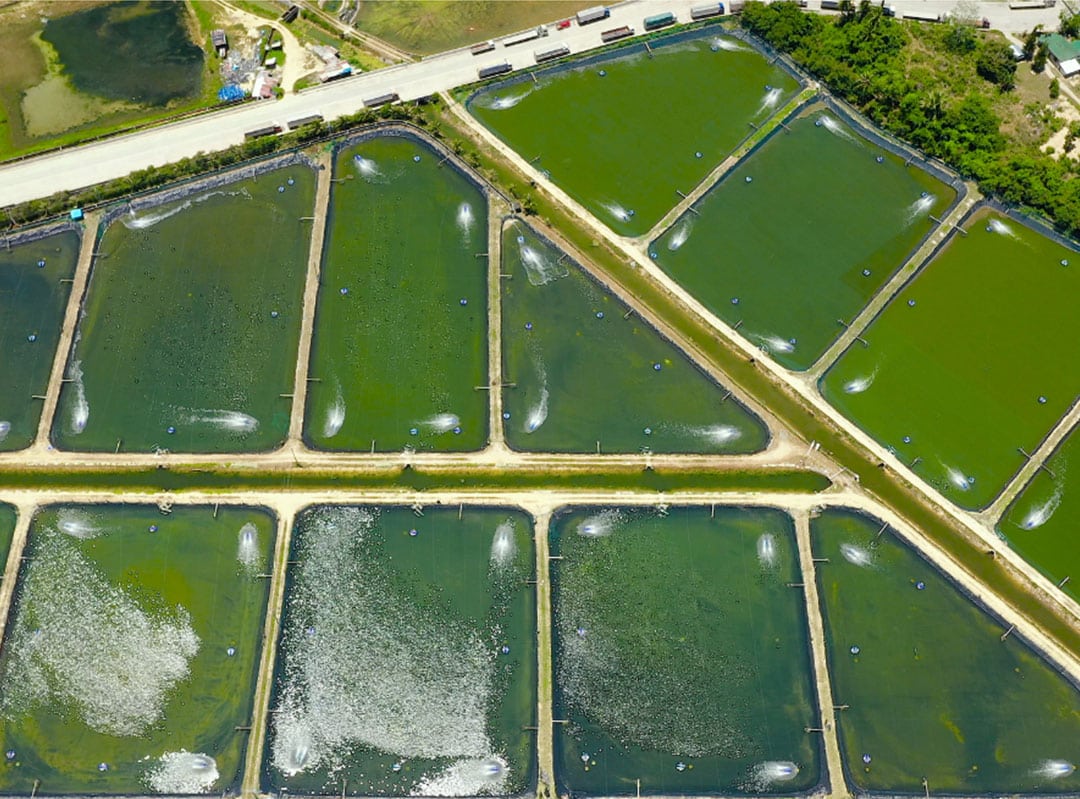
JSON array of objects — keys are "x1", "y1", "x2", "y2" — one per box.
[
  {"x1": 651, "y1": 110, "x2": 954, "y2": 371},
  {"x1": 0, "y1": 504, "x2": 15, "y2": 570},
  {"x1": 264, "y1": 505, "x2": 536, "y2": 796},
  {"x1": 551, "y1": 506, "x2": 820, "y2": 795},
  {"x1": 53, "y1": 165, "x2": 315, "y2": 453},
  {"x1": 0, "y1": 504, "x2": 274, "y2": 795},
  {"x1": 821, "y1": 210, "x2": 1080, "y2": 510},
  {"x1": 0, "y1": 230, "x2": 79, "y2": 451},
  {"x1": 501, "y1": 220, "x2": 768, "y2": 454},
  {"x1": 304, "y1": 137, "x2": 489, "y2": 453},
  {"x1": 999, "y1": 428, "x2": 1080, "y2": 604},
  {"x1": 469, "y1": 31, "x2": 799, "y2": 236},
  {"x1": 813, "y1": 507, "x2": 1080, "y2": 794}
]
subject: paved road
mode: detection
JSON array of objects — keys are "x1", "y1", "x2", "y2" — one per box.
[{"x1": 0, "y1": 0, "x2": 1058, "y2": 208}]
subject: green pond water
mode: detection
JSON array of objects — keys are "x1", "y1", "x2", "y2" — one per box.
[
  {"x1": 264, "y1": 505, "x2": 536, "y2": 796},
  {"x1": 501, "y1": 220, "x2": 768, "y2": 454},
  {"x1": 651, "y1": 110, "x2": 955, "y2": 371},
  {"x1": 821, "y1": 210, "x2": 1080, "y2": 510},
  {"x1": 0, "y1": 230, "x2": 79, "y2": 451},
  {"x1": 0, "y1": 504, "x2": 14, "y2": 571},
  {"x1": 53, "y1": 165, "x2": 315, "y2": 453},
  {"x1": 551, "y1": 506, "x2": 820, "y2": 795},
  {"x1": 999, "y1": 427, "x2": 1080, "y2": 604},
  {"x1": 0, "y1": 503, "x2": 274, "y2": 795},
  {"x1": 469, "y1": 31, "x2": 800, "y2": 236},
  {"x1": 41, "y1": 2, "x2": 203, "y2": 107},
  {"x1": 304, "y1": 137, "x2": 489, "y2": 452},
  {"x1": 813, "y1": 507, "x2": 1080, "y2": 794}
]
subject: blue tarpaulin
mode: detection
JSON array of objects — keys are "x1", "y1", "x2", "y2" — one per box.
[{"x1": 218, "y1": 85, "x2": 246, "y2": 102}]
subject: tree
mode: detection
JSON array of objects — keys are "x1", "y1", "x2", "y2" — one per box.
[
  {"x1": 976, "y1": 40, "x2": 1018, "y2": 89},
  {"x1": 1033, "y1": 40, "x2": 1050, "y2": 72},
  {"x1": 1023, "y1": 25, "x2": 1043, "y2": 59},
  {"x1": 1051, "y1": 77, "x2": 1061, "y2": 98},
  {"x1": 944, "y1": 19, "x2": 977, "y2": 53},
  {"x1": 1060, "y1": 11, "x2": 1080, "y2": 36}
]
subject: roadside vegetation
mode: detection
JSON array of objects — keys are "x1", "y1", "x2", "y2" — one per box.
[{"x1": 741, "y1": 1, "x2": 1080, "y2": 233}]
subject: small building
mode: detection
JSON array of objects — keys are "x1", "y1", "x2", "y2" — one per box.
[
  {"x1": 69, "y1": 208, "x2": 84, "y2": 221},
  {"x1": 252, "y1": 70, "x2": 279, "y2": 99},
  {"x1": 264, "y1": 55, "x2": 277, "y2": 68},
  {"x1": 1041, "y1": 33, "x2": 1080, "y2": 76},
  {"x1": 310, "y1": 44, "x2": 340, "y2": 64},
  {"x1": 211, "y1": 29, "x2": 227, "y2": 57}
]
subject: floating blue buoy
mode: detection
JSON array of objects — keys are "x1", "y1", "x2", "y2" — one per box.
[
  {"x1": 695, "y1": 151, "x2": 703, "y2": 159},
  {"x1": 628, "y1": 209, "x2": 635, "y2": 217},
  {"x1": 644, "y1": 427, "x2": 652, "y2": 435},
  {"x1": 37, "y1": 259, "x2": 46, "y2": 268},
  {"x1": 850, "y1": 645, "x2": 860, "y2": 655},
  {"x1": 525, "y1": 322, "x2": 533, "y2": 330},
  {"x1": 875, "y1": 156, "x2": 884, "y2": 164},
  {"x1": 501, "y1": 645, "x2": 510, "y2": 654},
  {"x1": 460, "y1": 298, "x2": 468, "y2": 306},
  {"x1": 916, "y1": 581, "x2": 926, "y2": 590},
  {"x1": 581, "y1": 754, "x2": 590, "y2": 763},
  {"x1": 676, "y1": 762, "x2": 687, "y2": 772},
  {"x1": 503, "y1": 412, "x2": 511, "y2": 420},
  {"x1": 598, "y1": 69, "x2": 607, "y2": 77},
  {"x1": 340, "y1": 287, "x2": 349, "y2": 296},
  {"x1": 227, "y1": 646, "x2": 236, "y2": 657},
  {"x1": 517, "y1": 235, "x2": 525, "y2": 244},
  {"x1": 789, "y1": 338, "x2": 797, "y2": 346},
  {"x1": 453, "y1": 426, "x2": 462, "y2": 435},
  {"x1": 596, "y1": 311, "x2": 604, "y2": 319},
  {"x1": 288, "y1": 178, "x2": 295, "y2": 186},
  {"x1": 6, "y1": 750, "x2": 15, "y2": 761},
  {"x1": 413, "y1": 155, "x2": 421, "y2": 162},
  {"x1": 409, "y1": 427, "x2": 418, "y2": 436},
  {"x1": 271, "y1": 310, "x2": 279, "y2": 318},
  {"x1": 1038, "y1": 395, "x2": 1048, "y2": 404},
  {"x1": 903, "y1": 435, "x2": 911, "y2": 444},
  {"x1": 863, "y1": 754, "x2": 872, "y2": 764},
  {"x1": 149, "y1": 523, "x2": 159, "y2": 533},
  {"x1": 907, "y1": 299, "x2": 916, "y2": 307},
  {"x1": 968, "y1": 475, "x2": 975, "y2": 484},
  {"x1": 577, "y1": 626, "x2": 587, "y2": 637},
  {"x1": 27, "y1": 334, "x2": 36, "y2": 343},
  {"x1": 862, "y1": 269, "x2": 871, "y2": 277},
  {"x1": 1062, "y1": 259, "x2": 1070, "y2": 267},
  {"x1": 167, "y1": 426, "x2": 175, "y2": 435},
  {"x1": 815, "y1": 119, "x2": 822, "y2": 127},
  {"x1": 745, "y1": 176, "x2": 753, "y2": 183},
  {"x1": 306, "y1": 625, "x2": 316, "y2": 636},
  {"x1": 98, "y1": 763, "x2": 109, "y2": 773},
  {"x1": 649, "y1": 251, "x2": 658, "y2": 259},
  {"x1": 409, "y1": 528, "x2": 418, "y2": 537},
  {"x1": 921, "y1": 191, "x2": 929, "y2": 198},
  {"x1": 765, "y1": 84, "x2": 772, "y2": 90},
  {"x1": 986, "y1": 225, "x2": 993, "y2": 233},
  {"x1": 731, "y1": 297, "x2": 740, "y2": 305},
  {"x1": 392, "y1": 763, "x2": 402, "y2": 773},
  {"x1": 278, "y1": 186, "x2": 285, "y2": 193},
  {"x1": 653, "y1": 363, "x2": 662, "y2": 371}
]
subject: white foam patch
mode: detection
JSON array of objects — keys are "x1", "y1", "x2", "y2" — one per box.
[
  {"x1": 410, "y1": 755, "x2": 509, "y2": 796},
  {"x1": 144, "y1": 751, "x2": 219, "y2": 794},
  {"x1": 66, "y1": 359, "x2": 89, "y2": 436},
  {"x1": 419, "y1": 413, "x2": 460, "y2": 434},
  {"x1": 819, "y1": 114, "x2": 858, "y2": 143},
  {"x1": 843, "y1": 370, "x2": 876, "y2": 394},
  {"x1": 525, "y1": 353, "x2": 549, "y2": 434},
  {"x1": 0, "y1": 421, "x2": 9, "y2": 443},
  {"x1": 839, "y1": 542, "x2": 873, "y2": 568},
  {"x1": 516, "y1": 233, "x2": 568, "y2": 286},
  {"x1": 666, "y1": 219, "x2": 693, "y2": 251},
  {"x1": 237, "y1": 522, "x2": 260, "y2": 572},
  {"x1": 323, "y1": 384, "x2": 346, "y2": 439},
  {"x1": 905, "y1": 194, "x2": 935, "y2": 225},
  {"x1": 1020, "y1": 468, "x2": 1066, "y2": 530},
  {"x1": 123, "y1": 189, "x2": 250, "y2": 230},
  {"x1": 746, "y1": 760, "x2": 800, "y2": 790},
  {"x1": 711, "y1": 36, "x2": 749, "y2": 52},
  {"x1": 457, "y1": 202, "x2": 475, "y2": 241},
  {"x1": 490, "y1": 520, "x2": 517, "y2": 571},
  {"x1": 183, "y1": 409, "x2": 259, "y2": 433},
  {"x1": 756, "y1": 86, "x2": 783, "y2": 115},
  {"x1": 1034, "y1": 760, "x2": 1076, "y2": 779},
  {"x1": 0, "y1": 532, "x2": 199, "y2": 736},
  {"x1": 577, "y1": 510, "x2": 623, "y2": 538},
  {"x1": 353, "y1": 155, "x2": 386, "y2": 183},
  {"x1": 56, "y1": 508, "x2": 101, "y2": 540},
  {"x1": 269, "y1": 507, "x2": 495, "y2": 777},
  {"x1": 757, "y1": 533, "x2": 777, "y2": 569}
]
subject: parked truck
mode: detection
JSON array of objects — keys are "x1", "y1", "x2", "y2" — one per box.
[{"x1": 577, "y1": 5, "x2": 611, "y2": 24}]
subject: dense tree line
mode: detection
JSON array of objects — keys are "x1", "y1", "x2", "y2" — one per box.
[{"x1": 741, "y1": 1, "x2": 1080, "y2": 234}]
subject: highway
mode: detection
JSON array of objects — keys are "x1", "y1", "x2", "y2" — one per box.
[{"x1": 0, "y1": 0, "x2": 1059, "y2": 208}]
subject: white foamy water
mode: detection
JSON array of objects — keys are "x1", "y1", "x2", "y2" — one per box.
[
  {"x1": 843, "y1": 370, "x2": 876, "y2": 394},
  {"x1": 945, "y1": 465, "x2": 972, "y2": 492},
  {"x1": 353, "y1": 155, "x2": 385, "y2": 182},
  {"x1": 411, "y1": 755, "x2": 508, "y2": 796},
  {"x1": 756, "y1": 334, "x2": 795, "y2": 355},
  {"x1": 323, "y1": 387, "x2": 346, "y2": 439},
  {"x1": 269, "y1": 507, "x2": 496, "y2": 778},
  {"x1": 67, "y1": 359, "x2": 89, "y2": 436},
  {"x1": 123, "y1": 189, "x2": 250, "y2": 230},
  {"x1": 603, "y1": 201, "x2": 632, "y2": 223},
  {"x1": 144, "y1": 751, "x2": 219, "y2": 794},
  {"x1": 667, "y1": 219, "x2": 693, "y2": 251},
  {"x1": 711, "y1": 36, "x2": 748, "y2": 52},
  {"x1": 420, "y1": 412, "x2": 460, "y2": 434},
  {"x1": 56, "y1": 508, "x2": 101, "y2": 540},
  {"x1": 757, "y1": 87, "x2": 783, "y2": 114},
  {"x1": 988, "y1": 218, "x2": 1019, "y2": 239},
  {"x1": 840, "y1": 542, "x2": 873, "y2": 567},
  {"x1": 1020, "y1": 480, "x2": 1065, "y2": 530},
  {"x1": 184, "y1": 409, "x2": 258, "y2": 433},
  {"x1": 457, "y1": 202, "x2": 475, "y2": 240},
  {"x1": 525, "y1": 387, "x2": 549, "y2": 433},
  {"x1": 490, "y1": 521, "x2": 517, "y2": 570},
  {"x1": 749, "y1": 761, "x2": 800, "y2": 789},
  {"x1": 484, "y1": 86, "x2": 535, "y2": 110},
  {"x1": 1034, "y1": 760, "x2": 1076, "y2": 779},
  {"x1": 577, "y1": 510, "x2": 622, "y2": 538},
  {"x1": 690, "y1": 424, "x2": 743, "y2": 446},
  {"x1": 0, "y1": 421, "x2": 9, "y2": 443},
  {"x1": 237, "y1": 522, "x2": 260, "y2": 572},
  {"x1": 904, "y1": 194, "x2": 936, "y2": 225},
  {"x1": 0, "y1": 533, "x2": 199, "y2": 736},
  {"x1": 518, "y1": 240, "x2": 568, "y2": 286},
  {"x1": 819, "y1": 115, "x2": 858, "y2": 143},
  {"x1": 757, "y1": 533, "x2": 777, "y2": 569}
]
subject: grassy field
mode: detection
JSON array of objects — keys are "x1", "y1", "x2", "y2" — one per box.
[{"x1": 352, "y1": 1, "x2": 582, "y2": 55}]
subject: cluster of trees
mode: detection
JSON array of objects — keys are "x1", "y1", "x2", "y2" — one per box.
[{"x1": 740, "y1": 1, "x2": 1080, "y2": 234}]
